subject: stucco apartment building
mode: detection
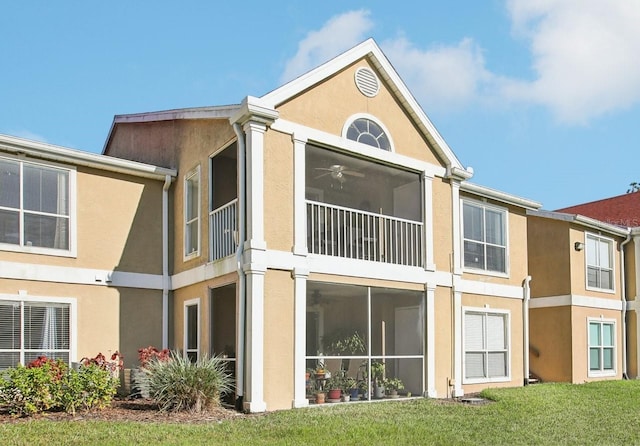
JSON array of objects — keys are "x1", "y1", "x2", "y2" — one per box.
[{"x1": 7, "y1": 38, "x2": 631, "y2": 413}]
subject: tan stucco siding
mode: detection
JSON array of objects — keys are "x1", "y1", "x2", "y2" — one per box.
[
  {"x1": 434, "y1": 287, "x2": 453, "y2": 398},
  {"x1": 625, "y1": 239, "x2": 637, "y2": 301},
  {"x1": 276, "y1": 60, "x2": 442, "y2": 167},
  {"x1": 627, "y1": 310, "x2": 638, "y2": 378},
  {"x1": 529, "y1": 306, "x2": 573, "y2": 382},
  {"x1": 570, "y1": 306, "x2": 623, "y2": 383},
  {"x1": 527, "y1": 217, "x2": 571, "y2": 298},
  {"x1": 263, "y1": 131, "x2": 294, "y2": 252},
  {"x1": 106, "y1": 121, "x2": 179, "y2": 168},
  {"x1": 0, "y1": 167, "x2": 164, "y2": 275},
  {"x1": 432, "y1": 178, "x2": 453, "y2": 271},
  {"x1": 263, "y1": 269, "x2": 295, "y2": 411},
  {"x1": 0, "y1": 279, "x2": 162, "y2": 369}
]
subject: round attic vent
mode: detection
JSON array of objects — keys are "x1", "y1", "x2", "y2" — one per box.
[{"x1": 354, "y1": 67, "x2": 379, "y2": 98}]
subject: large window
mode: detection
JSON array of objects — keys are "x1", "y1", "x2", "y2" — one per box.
[
  {"x1": 588, "y1": 319, "x2": 615, "y2": 376},
  {"x1": 463, "y1": 308, "x2": 510, "y2": 383},
  {"x1": 463, "y1": 201, "x2": 507, "y2": 274},
  {"x1": 306, "y1": 283, "x2": 424, "y2": 402},
  {"x1": 0, "y1": 298, "x2": 72, "y2": 370},
  {"x1": 184, "y1": 166, "x2": 201, "y2": 258},
  {"x1": 586, "y1": 234, "x2": 614, "y2": 291},
  {"x1": 0, "y1": 157, "x2": 73, "y2": 254}
]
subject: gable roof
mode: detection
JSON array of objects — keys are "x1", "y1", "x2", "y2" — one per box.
[
  {"x1": 528, "y1": 209, "x2": 630, "y2": 237},
  {"x1": 260, "y1": 38, "x2": 468, "y2": 176},
  {"x1": 555, "y1": 192, "x2": 640, "y2": 228}
]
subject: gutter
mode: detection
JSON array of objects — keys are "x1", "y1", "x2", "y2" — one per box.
[
  {"x1": 621, "y1": 229, "x2": 632, "y2": 379},
  {"x1": 523, "y1": 276, "x2": 532, "y2": 384},
  {"x1": 162, "y1": 175, "x2": 172, "y2": 349},
  {"x1": 233, "y1": 122, "x2": 247, "y2": 408}
]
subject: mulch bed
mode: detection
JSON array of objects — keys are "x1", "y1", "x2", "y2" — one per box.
[{"x1": 0, "y1": 397, "x2": 253, "y2": 424}]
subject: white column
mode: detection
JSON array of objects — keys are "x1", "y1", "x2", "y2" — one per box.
[
  {"x1": 244, "y1": 121, "x2": 267, "y2": 249},
  {"x1": 634, "y1": 236, "x2": 640, "y2": 376},
  {"x1": 425, "y1": 283, "x2": 437, "y2": 397},
  {"x1": 292, "y1": 267, "x2": 310, "y2": 408},
  {"x1": 423, "y1": 173, "x2": 436, "y2": 271},
  {"x1": 243, "y1": 264, "x2": 267, "y2": 413},
  {"x1": 292, "y1": 133, "x2": 308, "y2": 256},
  {"x1": 452, "y1": 280, "x2": 464, "y2": 397}
]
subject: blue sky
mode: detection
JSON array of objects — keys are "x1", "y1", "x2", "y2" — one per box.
[{"x1": 1, "y1": 1, "x2": 639, "y2": 210}]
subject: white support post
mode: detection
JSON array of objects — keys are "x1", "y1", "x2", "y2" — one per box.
[
  {"x1": 452, "y1": 281, "x2": 464, "y2": 397},
  {"x1": 292, "y1": 267, "x2": 310, "y2": 408},
  {"x1": 425, "y1": 283, "x2": 437, "y2": 397},
  {"x1": 243, "y1": 264, "x2": 267, "y2": 413},
  {"x1": 423, "y1": 173, "x2": 435, "y2": 271},
  {"x1": 451, "y1": 181, "x2": 463, "y2": 275},
  {"x1": 292, "y1": 133, "x2": 308, "y2": 256}
]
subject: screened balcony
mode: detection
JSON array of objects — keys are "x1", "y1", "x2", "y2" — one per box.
[
  {"x1": 306, "y1": 145, "x2": 424, "y2": 267},
  {"x1": 209, "y1": 143, "x2": 238, "y2": 262}
]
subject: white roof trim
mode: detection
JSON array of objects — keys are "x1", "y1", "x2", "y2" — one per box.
[
  {"x1": 112, "y1": 105, "x2": 240, "y2": 124},
  {"x1": 0, "y1": 134, "x2": 176, "y2": 180},
  {"x1": 260, "y1": 38, "x2": 467, "y2": 174},
  {"x1": 527, "y1": 209, "x2": 630, "y2": 236},
  {"x1": 462, "y1": 182, "x2": 542, "y2": 210}
]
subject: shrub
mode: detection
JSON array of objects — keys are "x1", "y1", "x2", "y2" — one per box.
[
  {"x1": 138, "y1": 346, "x2": 170, "y2": 368},
  {"x1": 145, "y1": 351, "x2": 233, "y2": 412},
  {"x1": 0, "y1": 352, "x2": 122, "y2": 417},
  {"x1": 131, "y1": 346, "x2": 171, "y2": 398}
]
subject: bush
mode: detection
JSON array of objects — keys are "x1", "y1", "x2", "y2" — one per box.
[
  {"x1": 145, "y1": 351, "x2": 233, "y2": 413},
  {"x1": 0, "y1": 353, "x2": 121, "y2": 417}
]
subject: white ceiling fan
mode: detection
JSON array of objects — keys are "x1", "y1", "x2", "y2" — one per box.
[{"x1": 314, "y1": 164, "x2": 365, "y2": 183}]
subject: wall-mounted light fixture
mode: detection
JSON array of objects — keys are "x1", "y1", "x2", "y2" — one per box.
[{"x1": 574, "y1": 241, "x2": 585, "y2": 251}]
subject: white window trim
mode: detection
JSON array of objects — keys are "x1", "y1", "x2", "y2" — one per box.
[
  {"x1": 587, "y1": 317, "x2": 616, "y2": 377},
  {"x1": 341, "y1": 113, "x2": 395, "y2": 153},
  {"x1": 183, "y1": 298, "x2": 200, "y2": 361},
  {"x1": 462, "y1": 306, "x2": 511, "y2": 384},
  {"x1": 0, "y1": 155, "x2": 77, "y2": 258},
  {"x1": 0, "y1": 293, "x2": 77, "y2": 367},
  {"x1": 183, "y1": 165, "x2": 201, "y2": 261},
  {"x1": 461, "y1": 199, "x2": 510, "y2": 277},
  {"x1": 585, "y1": 233, "x2": 616, "y2": 294}
]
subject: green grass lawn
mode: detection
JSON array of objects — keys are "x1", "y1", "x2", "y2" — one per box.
[{"x1": 3, "y1": 380, "x2": 640, "y2": 445}]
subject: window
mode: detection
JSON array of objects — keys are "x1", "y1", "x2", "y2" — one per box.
[
  {"x1": 0, "y1": 156, "x2": 74, "y2": 255},
  {"x1": 184, "y1": 299, "x2": 200, "y2": 362},
  {"x1": 464, "y1": 309, "x2": 510, "y2": 383},
  {"x1": 345, "y1": 117, "x2": 391, "y2": 151},
  {"x1": 184, "y1": 167, "x2": 200, "y2": 258},
  {"x1": 588, "y1": 319, "x2": 615, "y2": 376},
  {"x1": 0, "y1": 298, "x2": 72, "y2": 370},
  {"x1": 586, "y1": 234, "x2": 614, "y2": 291},
  {"x1": 463, "y1": 201, "x2": 507, "y2": 274}
]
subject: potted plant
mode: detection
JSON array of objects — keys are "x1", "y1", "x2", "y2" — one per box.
[
  {"x1": 341, "y1": 376, "x2": 357, "y2": 402},
  {"x1": 371, "y1": 361, "x2": 386, "y2": 398},
  {"x1": 325, "y1": 373, "x2": 343, "y2": 402},
  {"x1": 322, "y1": 329, "x2": 366, "y2": 371},
  {"x1": 383, "y1": 377, "x2": 404, "y2": 398}
]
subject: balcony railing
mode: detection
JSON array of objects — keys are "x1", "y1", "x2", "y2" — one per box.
[
  {"x1": 306, "y1": 200, "x2": 423, "y2": 267},
  {"x1": 209, "y1": 199, "x2": 238, "y2": 261}
]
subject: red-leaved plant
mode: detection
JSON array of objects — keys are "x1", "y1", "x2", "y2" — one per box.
[
  {"x1": 138, "y1": 346, "x2": 170, "y2": 368},
  {"x1": 27, "y1": 355, "x2": 66, "y2": 381},
  {"x1": 81, "y1": 351, "x2": 124, "y2": 376}
]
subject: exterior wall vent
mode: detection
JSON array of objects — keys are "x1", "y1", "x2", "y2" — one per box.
[{"x1": 354, "y1": 67, "x2": 379, "y2": 98}]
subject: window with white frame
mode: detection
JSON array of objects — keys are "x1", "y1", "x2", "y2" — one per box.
[
  {"x1": 588, "y1": 319, "x2": 615, "y2": 376},
  {"x1": 464, "y1": 308, "x2": 510, "y2": 382},
  {"x1": 0, "y1": 156, "x2": 73, "y2": 254},
  {"x1": 345, "y1": 117, "x2": 391, "y2": 151},
  {"x1": 463, "y1": 201, "x2": 507, "y2": 274},
  {"x1": 0, "y1": 298, "x2": 72, "y2": 370},
  {"x1": 184, "y1": 299, "x2": 200, "y2": 362},
  {"x1": 586, "y1": 234, "x2": 614, "y2": 291},
  {"x1": 184, "y1": 167, "x2": 200, "y2": 258}
]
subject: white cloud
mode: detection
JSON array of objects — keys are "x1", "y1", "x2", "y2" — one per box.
[
  {"x1": 381, "y1": 37, "x2": 496, "y2": 112},
  {"x1": 279, "y1": 10, "x2": 374, "y2": 84},
  {"x1": 503, "y1": 0, "x2": 640, "y2": 123}
]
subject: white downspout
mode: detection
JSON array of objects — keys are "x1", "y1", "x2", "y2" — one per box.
[
  {"x1": 162, "y1": 174, "x2": 172, "y2": 349},
  {"x1": 621, "y1": 230, "x2": 632, "y2": 379},
  {"x1": 523, "y1": 276, "x2": 532, "y2": 385},
  {"x1": 233, "y1": 123, "x2": 247, "y2": 405}
]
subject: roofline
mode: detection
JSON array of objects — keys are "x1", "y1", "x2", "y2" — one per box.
[
  {"x1": 0, "y1": 134, "x2": 176, "y2": 181},
  {"x1": 102, "y1": 105, "x2": 240, "y2": 154},
  {"x1": 527, "y1": 209, "x2": 631, "y2": 237},
  {"x1": 260, "y1": 38, "x2": 467, "y2": 174},
  {"x1": 461, "y1": 182, "x2": 542, "y2": 210}
]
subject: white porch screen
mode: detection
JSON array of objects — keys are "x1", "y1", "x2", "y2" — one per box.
[
  {"x1": 0, "y1": 300, "x2": 71, "y2": 369},
  {"x1": 464, "y1": 310, "x2": 508, "y2": 381}
]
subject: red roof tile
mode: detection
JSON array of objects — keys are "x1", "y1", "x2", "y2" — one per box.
[{"x1": 555, "y1": 192, "x2": 640, "y2": 228}]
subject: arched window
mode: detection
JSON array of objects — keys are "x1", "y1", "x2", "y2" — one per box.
[{"x1": 345, "y1": 118, "x2": 391, "y2": 151}]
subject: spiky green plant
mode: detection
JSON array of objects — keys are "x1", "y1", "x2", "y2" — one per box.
[{"x1": 144, "y1": 351, "x2": 234, "y2": 413}]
